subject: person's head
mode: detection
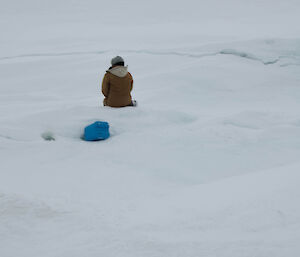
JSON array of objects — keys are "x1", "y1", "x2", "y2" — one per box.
[{"x1": 111, "y1": 56, "x2": 124, "y2": 66}]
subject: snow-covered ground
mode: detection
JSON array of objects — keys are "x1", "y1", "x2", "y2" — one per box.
[{"x1": 1, "y1": 1, "x2": 300, "y2": 256}]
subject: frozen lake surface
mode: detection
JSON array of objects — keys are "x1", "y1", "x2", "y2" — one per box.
[{"x1": 1, "y1": 1, "x2": 300, "y2": 256}]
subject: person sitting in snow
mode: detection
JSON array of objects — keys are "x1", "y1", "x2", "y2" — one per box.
[{"x1": 101, "y1": 56, "x2": 136, "y2": 107}]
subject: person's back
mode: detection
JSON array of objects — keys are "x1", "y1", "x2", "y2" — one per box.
[{"x1": 102, "y1": 56, "x2": 135, "y2": 107}]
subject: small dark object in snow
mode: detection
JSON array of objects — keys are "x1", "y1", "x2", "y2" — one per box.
[{"x1": 41, "y1": 131, "x2": 55, "y2": 141}]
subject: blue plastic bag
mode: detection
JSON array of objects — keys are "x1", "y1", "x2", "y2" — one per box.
[{"x1": 84, "y1": 121, "x2": 110, "y2": 141}]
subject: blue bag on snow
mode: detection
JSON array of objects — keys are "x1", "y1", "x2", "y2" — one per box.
[{"x1": 84, "y1": 121, "x2": 110, "y2": 141}]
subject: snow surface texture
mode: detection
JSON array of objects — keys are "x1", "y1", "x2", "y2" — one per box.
[{"x1": 1, "y1": 0, "x2": 300, "y2": 256}]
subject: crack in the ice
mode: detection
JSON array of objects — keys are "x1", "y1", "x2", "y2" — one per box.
[
  {"x1": 280, "y1": 62, "x2": 300, "y2": 67},
  {"x1": 125, "y1": 49, "x2": 219, "y2": 59},
  {"x1": 219, "y1": 49, "x2": 279, "y2": 65},
  {"x1": 131, "y1": 49, "x2": 281, "y2": 66},
  {"x1": 0, "y1": 49, "x2": 296, "y2": 67},
  {"x1": 0, "y1": 50, "x2": 108, "y2": 61}
]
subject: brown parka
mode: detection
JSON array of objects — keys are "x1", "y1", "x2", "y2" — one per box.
[{"x1": 102, "y1": 65, "x2": 133, "y2": 107}]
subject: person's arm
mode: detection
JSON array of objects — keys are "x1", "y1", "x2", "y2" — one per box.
[
  {"x1": 102, "y1": 73, "x2": 110, "y2": 97},
  {"x1": 128, "y1": 72, "x2": 133, "y2": 92}
]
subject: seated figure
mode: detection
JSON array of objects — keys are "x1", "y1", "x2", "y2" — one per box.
[{"x1": 102, "y1": 56, "x2": 136, "y2": 107}]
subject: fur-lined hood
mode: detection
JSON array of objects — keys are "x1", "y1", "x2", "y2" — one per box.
[{"x1": 107, "y1": 66, "x2": 128, "y2": 78}]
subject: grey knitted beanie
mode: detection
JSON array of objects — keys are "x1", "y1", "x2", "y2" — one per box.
[{"x1": 111, "y1": 56, "x2": 124, "y2": 66}]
